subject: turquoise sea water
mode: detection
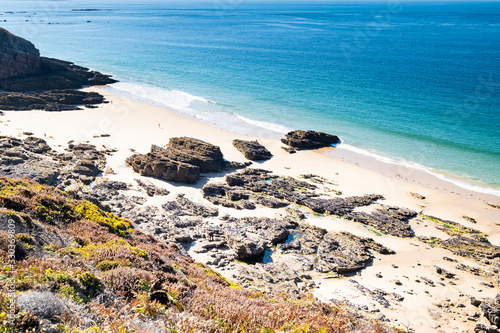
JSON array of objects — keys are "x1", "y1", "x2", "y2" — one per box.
[{"x1": 1, "y1": 1, "x2": 499, "y2": 193}]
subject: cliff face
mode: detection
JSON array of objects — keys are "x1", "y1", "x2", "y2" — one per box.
[
  {"x1": 0, "y1": 28, "x2": 41, "y2": 80},
  {"x1": 0, "y1": 28, "x2": 116, "y2": 92}
]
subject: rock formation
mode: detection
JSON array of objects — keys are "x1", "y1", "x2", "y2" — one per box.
[
  {"x1": 126, "y1": 137, "x2": 247, "y2": 184},
  {"x1": 0, "y1": 28, "x2": 115, "y2": 111},
  {"x1": 0, "y1": 28, "x2": 116, "y2": 92},
  {"x1": 281, "y1": 130, "x2": 340, "y2": 150},
  {"x1": 164, "y1": 137, "x2": 227, "y2": 173},
  {"x1": 314, "y1": 231, "x2": 394, "y2": 273},
  {"x1": 0, "y1": 89, "x2": 106, "y2": 111},
  {"x1": 232, "y1": 139, "x2": 273, "y2": 161},
  {"x1": 0, "y1": 135, "x2": 111, "y2": 186},
  {"x1": 203, "y1": 168, "x2": 384, "y2": 216},
  {"x1": 345, "y1": 205, "x2": 417, "y2": 237},
  {"x1": 0, "y1": 28, "x2": 41, "y2": 81}
]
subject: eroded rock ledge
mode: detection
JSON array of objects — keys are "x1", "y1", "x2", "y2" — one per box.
[
  {"x1": 0, "y1": 135, "x2": 113, "y2": 186},
  {"x1": 232, "y1": 139, "x2": 273, "y2": 161},
  {"x1": 126, "y1": 137, "x2": 249, "y2": 184},
  {"x1": 0, "y1": 28, "x2": 116, "y2": 110},
  {"x1": 0, "y1": 89, "x2": 106, "y2": 111},
  {"x1": 281, "y1": 130, "x2": 340, "y2": 150},
  {"x1": 0, "y1": 28, "x2": 116, "y2": 92}
]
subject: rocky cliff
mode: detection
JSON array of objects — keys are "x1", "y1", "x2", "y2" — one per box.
[
  {"x1": 0, "y1": 28, "x2": 116, "y2": 92},
  {"x1": 0, "y1": 28, "x2": 41, "y2": 81}
]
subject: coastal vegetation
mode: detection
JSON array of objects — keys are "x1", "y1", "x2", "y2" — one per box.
[{"x1": 0, "y1": 177, "x2": 392, "y2": 332}]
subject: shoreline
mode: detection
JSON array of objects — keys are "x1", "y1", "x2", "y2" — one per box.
[
  {"x1": 103, "y1": 83, "x2": 500, "y2": 202},
  {"x1": 1, "y1": 87, "x2": 500, "y2": 332}
]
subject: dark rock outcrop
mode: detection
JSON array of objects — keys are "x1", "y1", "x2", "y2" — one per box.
[
  {"x1": 233, "y1": 262, "x2": 303, "y2": 297},
  {"x1": 201, "y1": 183, "x2": 257, "y2": 210},
  {"x1": 126, "y1": 151, "x2": 200, "y2": 184},
  {"x1": 223, "y1": 217, "x2": 297, "y2": 248},
  {"x1": 315, "y1": 232, "x2": 394, "y2": 273},
  {"x1": 232, "y1": 139, "x2": 272, "y2": 161},
  {"x1": 0, "y1": 28, "x2": 41, "y2": 81},
  {"x1": 224, "y1": 228, "x2": 265, "y2": 259},
  {"x1": 135, "y1": 179, "x2": 170, "y2": 197},
  {"x1": 126, "y1": 137, "x2": 246, "y2": 184},
  {"x1": 63, "y1": 143, "x2": 108, "y2": 185},
  {"x1": 279, "y1": 225, "x2": 394, "y2": 274},
  {"x1": 345, "y1": 206, "x2": 417, "y2": 237},
  {"x1": 480, "y1": 294, "x2": 500, "y2": 327},
  {"x1": 204, "y1": 168, "x2": 383, "y2": 216},
  {"x1": 0, "y1": 89, "x2": 105, "y2": 111},
  {"x1": 164, "y1": 137, "x2": 227, "y2": 173},
  {"x1": 0, "y1": 136, "x2": 58, "y2": 185},
  {"x1": 278, "y1": 224, "x2": 327, "y2": 256},
  {"x1": 419, "y1": 234, "x2": 500, "y2": 265},
  {"x1": 0, "y1": 136, "x2": 110, "y2": 187},
  {"x1": 0, "y1": 28, "x2": 116, "y2": 92},
  {"x1": 281, "y1": 130, "x2": 340, "y2": 150},
  {"x1": 163, "y1": 194, "x2": 218, "y2": 218}
]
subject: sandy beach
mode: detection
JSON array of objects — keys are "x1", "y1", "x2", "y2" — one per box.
[{"x1": 1, "y1": 87, "x2": 499, "y2": 332}]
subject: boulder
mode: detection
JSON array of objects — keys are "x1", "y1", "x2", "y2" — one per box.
[
  {"x1": 164, "y1": 137, "x2": 226, "y2": 173},
  {"x1": 135, "y1": 179, "x2": 170, "y2": 197},
  {"x1": 281, "y1": 130, "x2": 340, "y2": 150},
  {"x1": 481, "y1": 296, "x2": 500, "y2": 327},
  {"x1": 126, "y1": 137, "x2": 245, "y2": 184},
  {"x1": 126, "y1": 152, "x2": 200, "y2": 184},
  {"x1": 201, "y1": 183, "x2": 256, "y2": 210},
  {"x1": 232, "y1": 139, "x2": 272, "y2": 161},
  {"x1": 278, "y1": 224, "x2": 327, "y2": 255},
  {"x1": 345, "y1": 205, "x2": 417, "y2": 237},
  {"x1": 233, "y1": 262, "x2": 303, "y2": 298},
  {"x1": 224, "y1": 229, "x2": 265, "y2": 259},
  {"x1": 162, "y1": 194, "x2": 218, "y2": 218},
  {"x1": 315, "y1": 231, "x2": 394, "y2": 274},
  {"x1": 223, "y1": 217, "x2": 293, "y2": 247}
]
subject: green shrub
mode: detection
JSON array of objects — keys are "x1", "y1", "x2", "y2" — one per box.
[
  {"x1": 75, "y1": 201, "x2": 132, "y2": 237},
  {"x1": 78, "y1": 272, "x2": 102, "y2": 292}
]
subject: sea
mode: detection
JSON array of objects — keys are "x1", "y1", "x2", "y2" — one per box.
[{"x1": 1, "y1": 0, "x2": 499, "y2": 195}]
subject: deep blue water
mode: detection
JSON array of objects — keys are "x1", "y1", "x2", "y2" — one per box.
[{"x1": 1, "y1": 1, "x2": 499, "y2": 192}]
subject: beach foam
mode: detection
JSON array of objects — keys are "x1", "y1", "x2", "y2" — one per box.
[
  {"x1": 103, "y1": 81, "x2": 500, "y2": 198},
  {"x1": 103, "y1": 82, "x2": 287, "y2": 138},
  {"x1": 234, "y1": 114, "x2": 292, "y2": 134},
  {"x1": 338, "y1": 143, "x2": 500, "y2": 197}
]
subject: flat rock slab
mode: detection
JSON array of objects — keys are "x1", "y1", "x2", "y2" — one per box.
[
  {"x1": 232, "y1": 139, "x2": 273, "y2": 161},
  {"x1": 281, "y1": 130, "x2": 340, "y2": 150},
  {"x1": 127, "y1": 137, "x2": 247, "y2": 184},
  {"x1": 0, "y1": 89, "x2": 106, "y2": 111}
]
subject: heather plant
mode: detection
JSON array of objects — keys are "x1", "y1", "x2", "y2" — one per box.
[
  {"x1": 0, "y1": 177, "x2": 131, "y2": 236},
  {"x1": 78, "y1": 272, "x2": 102, "y2": 291},
  {"x1": 17, "y1": 291, "x2": 67, "y2": 319},
  {"x1": 0, "y1": 177, "x2": 395, "y2": 333},
  {"x1": 74, "y1": 201, "x2": 132, "y2": 237},
  {"x1": 15, "y1": 233, "x2": 34, "y2": 245}
]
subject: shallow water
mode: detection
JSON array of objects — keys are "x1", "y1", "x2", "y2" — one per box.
[{"x1": 1, "y1": 0, "x2": 499, "y2": 191}]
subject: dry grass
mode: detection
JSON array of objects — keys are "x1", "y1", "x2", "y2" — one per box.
[{"x1": 0, "y1": 176, "x2": 396, "y2": 333}]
